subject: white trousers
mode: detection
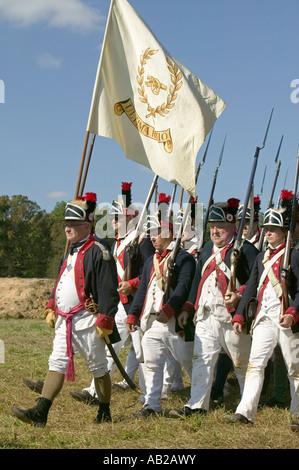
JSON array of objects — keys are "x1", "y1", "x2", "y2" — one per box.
[
  {"x1": 84, "y1": 302, "x2": 146, "y2": 396},
  {"x1": 48, "y1": 312, "x2": 108, "y2": 378},
  {"x1": 236, "y1": 316, "x2": 299, "y2": 422},
  {"x1": 185, "y1": 311, "x2": 252, "y2": 411},
  {"x1": 142, "y1": 315, "x2": 194, "y2": 412}
]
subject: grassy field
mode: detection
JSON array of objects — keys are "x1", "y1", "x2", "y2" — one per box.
[{"x1": 0, "y1": 316, "x2": 298, "y2": 451}]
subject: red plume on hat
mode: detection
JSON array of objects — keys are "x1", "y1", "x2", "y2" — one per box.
[
  {"x1": 281, "y1": 190, "x2": 293, "y2": 202},
  {"x1": 227, "y1": 198, "x2": 240, "y2": 209},
  {"x1": 65, "y1": 192, "x2": 97, "y2": 222},
  {"x1": 121, "y1": 182, "x2": 133, "y2": 207},
  {"x1": 280, "y1": 189, "x2": 294, "y2": 228},
  {"x1": 157, "y1": 193, "x2": 172, "y2": 229},
  {"x1": 158, "y1": 193, "x2": 171, "y2": 205},
  {"x1": 191, "y1": 196, "x2": 198, "y2": 220},
  {"x1": 85, "y1": 192, "x2": 97, "y2": 203},
  {"x1": 79, "y1": 192, "x2": 97, "y2": 217},
  {"x1": 253, "y1": 196, "x2": 261, "y2": 222},
  {"x1": 223, "y1": 198, "x2": 240, "y2": 223}
]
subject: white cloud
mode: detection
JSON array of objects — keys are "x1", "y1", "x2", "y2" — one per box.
[
  {"x1": 37, "y1": 53, "x2": 62, "y2": 69},
  {"x1": 0, "y1": 0, "x2": 104, "y2": 32},
  {"x1": 47, "y1": 191, "x2": 68, "y2": 199}
]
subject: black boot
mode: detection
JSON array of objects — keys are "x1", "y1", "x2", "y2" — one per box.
[
  {"x1": 95, "y1": 402, "x2": 111, "y2": 423},
  {"x1": 12, "y1": 397, "x2": 52, "y2": 427}
]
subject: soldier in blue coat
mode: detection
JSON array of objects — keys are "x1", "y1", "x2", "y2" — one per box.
[
  {"x1": 224, "y1": 192, "x2": 299, "y2": 431},
  {"x1": 169, "y1": 198, "x2": 259, "y2": 418},
  {"x1": 13, "y1": 192, "x2": 119, "y2": 426},
  {"x1": 72, "y1": 182, "x2": 154, "y2": 401},
  {"x1": 126, "y1": 194, "x2": 196, "y2": 417}
]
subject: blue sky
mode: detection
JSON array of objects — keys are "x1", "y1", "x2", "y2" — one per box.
[{"x1": 0, "y1": 0, "x2": 298, "y2": 214}]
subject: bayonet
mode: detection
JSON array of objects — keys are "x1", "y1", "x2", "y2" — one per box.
[
  {"x1": 196, "y1": 135, "x2": 226, "y2": 256},
  {"x1": 162, "y1": 128, "x2": 213, "y2": 303},
  {"x1": 259, "y1": 165, "x2": 267, "y2": 197},
  {"x1": 258, "y1": 135, "x2": 283, "y2": 251},
  {"x1": 281, "y1": 145, "x2": 299, "y2": 315},
  {"x1": 225, "y1": 109, "x2": 274, "y2": 299}
]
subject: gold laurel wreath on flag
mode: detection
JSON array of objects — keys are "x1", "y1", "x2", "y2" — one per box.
[{"x1": 137, "y1": 48, "x2": 183, "y2": 119}]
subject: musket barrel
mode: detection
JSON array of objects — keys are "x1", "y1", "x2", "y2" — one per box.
[
  {"x1": 280, "y1": 146, "x2": 299, "y2": 314},
  {"x1": 226, "y1": 110, "x2": 274, "y2": 299}
]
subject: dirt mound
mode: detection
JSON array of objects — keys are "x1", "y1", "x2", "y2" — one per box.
[{"x1": 0, "y1": 278, "x2": 55, "y2": 319}]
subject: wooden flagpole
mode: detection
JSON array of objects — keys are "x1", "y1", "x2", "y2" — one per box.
[
  {"x1": 78, "y1": 134, "x2": 96, "y2": 197},
  {"x1": 74, "y1": 130, "x2": 90, "y2": 198}
]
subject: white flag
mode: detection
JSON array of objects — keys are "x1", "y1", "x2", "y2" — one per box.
[{"x1": 87, "y1": 0, "x2": 226, "y2": 196}]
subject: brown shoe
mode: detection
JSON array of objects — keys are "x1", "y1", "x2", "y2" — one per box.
[
  {"x1": 291, "y1": 422, "x2": 299, "y2": 433},
  {"x1": 69, "y1": 390, "x2": 100, "y2": 406},
  {"x1": 131, "y1": 407, "x2": 161, "y2": 418},
  {"x1": 169, "y1": 407, "x2": 206, "y2": 419},
  {"x1": 223, "y1": 413, "x2": 253, "y2": 425},
  {"x1": 23, "y1": 378, "x2": 44, "y2": 394}
]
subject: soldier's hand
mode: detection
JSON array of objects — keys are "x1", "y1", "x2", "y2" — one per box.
[
  {"x1": 96, "y1": 326, "x2": 113, "y2": 339},
  {"x1": 224, "y1": 291, "x2": 241, "y2": 309},
  {"x1": 233, "y1": 322, "x2": 243, "y2": 335},
  {"x1": 45, "y1": 308, "x2": 56, "y2": 328},
  {"x1": 118, "y1": 281, "x2": 134, "y2": 296},
  {"x1": 127, "y1": 323, "x2": 137, "y2": 333},
  {"x1": 279, "y1": 314, "x2": 294, "y2": 329},
  {"x1": 156, "y1": 310, "x2": 169, "y2": 324},
  {"x1": 177, "y1": 311, "x2": 188, "y2": 329}
]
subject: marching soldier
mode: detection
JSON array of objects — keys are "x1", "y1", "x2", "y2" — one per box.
[
  {"x1": 224, "y1": 191, "x2": 299, "y2": 431},
  {"x1": 105, "y1": 182, "x2": 154, "y2": 389},
  {"x1": 237, "y1": 196, "x2": 261, "y2": 248},
  {"x1": 12, "y1": 192, "x2": 119, "y2": 426},
  {"x1": 127, "y1": 193, "x2": 196, "y2": 417},
  {"x1": 72, "y1": 182, "x2": 155, "y2": 402},
  {"x1": 212, "y1": 195, "x2": 262, "y2": 404},
  {"x1": 169, "y1": 198, "x2": 258, "y2": 418}
]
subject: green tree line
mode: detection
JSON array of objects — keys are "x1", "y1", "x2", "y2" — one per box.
[
  {"x1": 1, "y1": 195, "x2": 261, "y2": 280},
  {"x1": 0, "y1": 195, "x2": 116, "y2": 279},
  {"x1": 0, "y1": 195, "x2": 66, "y2": 279}
]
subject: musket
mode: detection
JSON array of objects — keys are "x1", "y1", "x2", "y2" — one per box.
[
  {"x1": 280, "y1": 145, "x2": 299, "y2": 315},
  {"x1": 123, "y1": 174, "x2": 159, "y2": 282},
  {"x1": 259, "y1": 165, "x2": 267, "y2": 198},
  {"x1": 178, "y1": 127, "x2": 213, "y2": 210},
  {"x1": 168, "y1": 184, "x2": 177, "y2": 220},
  {"x1": 257, "y1": 135, "x2": 284, "y2": 251},
  {"x1": 107, "y1": 176, "x2": 158, "y2": 392},
  {"x1": 242, "y1": 164, "x2": 267, "y2": 245},
  {"x1": 276, "y1": 166, "x2": 289, "y2": 209},
  {"x1": 225, "y1": 108, "x2": 274, "y2": 299},
  {"x1": 162, "y1": 128, "x2": 213, "y2": 303},
  {"x1": 195, "y1": 135, "x2": 226, "y2": 259}
]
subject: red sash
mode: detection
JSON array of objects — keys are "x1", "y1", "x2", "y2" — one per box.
[{"x1": 194, "y1": 243, "x2": 233, "y2": 312}]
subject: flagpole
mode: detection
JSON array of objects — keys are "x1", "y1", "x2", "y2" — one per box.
[
  {"x1": 74, "y1": 0, "x2": 115, "y2": 200},
  {"x1": 79, "y1": 134, "x2": 96, "y2": 196},
  {"x1": 74, "y1": 130, "x2": 90, "y2": 198},
  {"x1": 86, "y1": 0, "x2": 115, "y2": 132}
]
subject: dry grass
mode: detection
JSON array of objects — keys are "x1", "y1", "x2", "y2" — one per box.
[{"x1": 0, "y1": 317, "x2": 298, "y2": 450}]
